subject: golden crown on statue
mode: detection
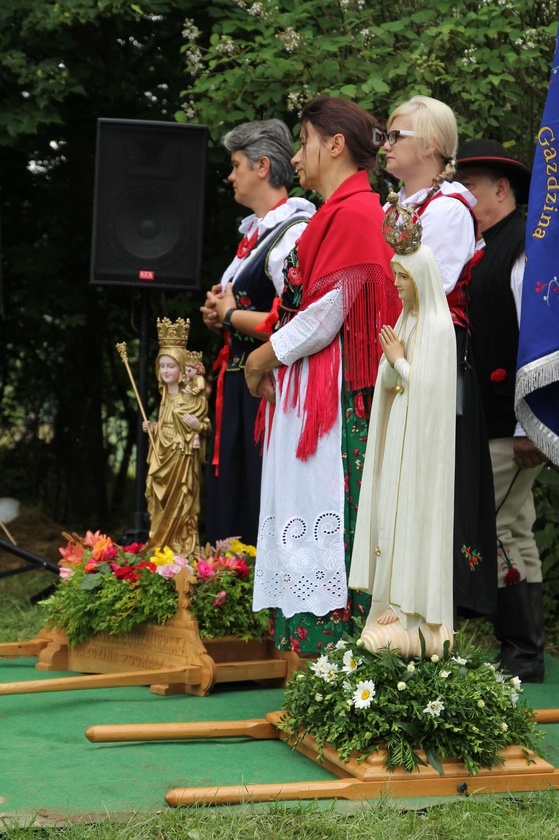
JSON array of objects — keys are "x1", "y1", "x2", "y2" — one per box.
[
  {"x1": 156, "y1": 317, "x2": 190, "y2": 349},
  {"x1": 184, "y1": 349, "x2": 204, "y2": 366},
  {"x1": 382, "y1": 190, "x2": 423, "y2": 255}
]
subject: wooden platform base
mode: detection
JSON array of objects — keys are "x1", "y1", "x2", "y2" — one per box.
[
  {"x1": 84, "y1": 709, "x2": 559, "y2": 805},
  {"x1": 0, "y1": 570, "x2": 302, "y2": 696}
]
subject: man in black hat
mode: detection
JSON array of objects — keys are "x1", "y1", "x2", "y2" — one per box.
[{"x1": 455, "y1": 139, "x2": 547, "y2": 682}]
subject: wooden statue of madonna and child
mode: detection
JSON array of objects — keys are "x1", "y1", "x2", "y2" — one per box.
[
  {"x1": 141, "y1": 316, "x2": 211, "y2": 557},
  {"x1": 349, "y1": 193, "x2": 456, "y2": 659}
]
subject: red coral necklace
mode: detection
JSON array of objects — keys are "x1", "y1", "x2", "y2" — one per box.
[
  {"x1": 236, "y1": 197, "x2": 287, "y2": 259},
  {"x1": 236, "y1": 227, "x2": 258, "y2": 259}
]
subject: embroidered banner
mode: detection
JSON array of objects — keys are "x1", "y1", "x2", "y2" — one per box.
[{"x1": 515, "y1": 26, "x2": 559, "y2": 466}]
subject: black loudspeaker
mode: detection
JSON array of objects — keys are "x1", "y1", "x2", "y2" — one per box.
[
  {"x1": 0, "y1": 192, "x2": 3, "y2": 317},
  {"x1": 90, "y1": 118, "x2": 207, "y2": 290}
]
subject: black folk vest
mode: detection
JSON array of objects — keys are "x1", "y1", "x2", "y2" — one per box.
[
  {"x1": 468, "y1": 210, "x2": 525, "y2": 439},
  {"x1": 226, "y1": 214, "x2": 309, "y2": 369}
]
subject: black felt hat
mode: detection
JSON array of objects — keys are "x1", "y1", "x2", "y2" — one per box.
[{"x1": 456, "y1": 139, "x2": 531, "y2": 204}]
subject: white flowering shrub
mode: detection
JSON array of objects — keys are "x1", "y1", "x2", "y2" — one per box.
[
  {"x1": 281, "y1": 633, "x2": 543, "y2": 774},
  {"x1": 178, "y1": 0, "x2": 556, "y2": 167}
]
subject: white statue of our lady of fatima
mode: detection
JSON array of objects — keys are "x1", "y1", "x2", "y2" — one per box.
[{"x1": 349, "y1": 195, "x2": 456, "y2": 658}]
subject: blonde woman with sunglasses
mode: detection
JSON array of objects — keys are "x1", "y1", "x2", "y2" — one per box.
[{"x1": 380, "y1": 95, "x2": 498, "y2": 622}]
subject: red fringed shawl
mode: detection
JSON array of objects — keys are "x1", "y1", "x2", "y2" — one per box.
[{"x1": 277, "y1": 170, "x2": 399, "y2": 461}]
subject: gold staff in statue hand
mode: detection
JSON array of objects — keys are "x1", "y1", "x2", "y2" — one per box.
[{"x1": 116, "y1": 342, "x2": 158, "y2": 459}]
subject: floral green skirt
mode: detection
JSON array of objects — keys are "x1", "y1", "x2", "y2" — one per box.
[{"x1": 271, "y1": 386, "x2": 372, "y2": 655}]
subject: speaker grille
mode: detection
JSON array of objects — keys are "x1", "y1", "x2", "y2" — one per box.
[
  {"x1": 90, "y1": 119, "x2": 207, "y2": 290},
  {"x1": 112, "y1": 188, "x2": 185, "y2": 265}
]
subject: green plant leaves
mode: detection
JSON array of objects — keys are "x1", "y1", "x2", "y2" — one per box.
[
  {"x1": 79, "y1": 575, "x2": 104, "y2": 591},
  {"x1": 42, "y1": 566, "x2": 178, "y2": 646},
  {"x1": 425, "y1": 745, "x2": 445, "y2": 775},
  {"x1": 282, "y1": 636, "x2": 543, "y2": 775},
  {"x1": 189, "y1": 567, "x2": 269, "y2": 642}
]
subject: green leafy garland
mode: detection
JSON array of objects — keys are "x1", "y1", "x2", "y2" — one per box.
[
  {"x1": 41, "y1": 533, "x2": 268, "y2": 646},
  {"x1": 280, "y1": 634, "x2": 543, "y2": 776},
  {"x1": 43, "y1": 564, "x2": 178, "y2": 647},
  {"x1": 186, "y1": 539, "x2": 270, "y2": 642},
  {"x1": 41, "y1": 533, "x2": 181, "y2": 646}
]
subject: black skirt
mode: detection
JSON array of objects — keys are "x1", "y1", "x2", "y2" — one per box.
[
  {"x1": 204, "y1": 369, "x2": 263, "y2": 548},
  {"x1": 453, "y1": 325, "x2": 498, "y2": 616}
]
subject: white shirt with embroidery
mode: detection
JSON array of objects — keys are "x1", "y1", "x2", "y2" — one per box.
[{"x1": 220, "y1": 197, "x2": 315, "y2": 295}]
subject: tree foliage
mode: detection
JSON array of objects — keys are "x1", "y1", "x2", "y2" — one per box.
[{"x1": 180, "y1": 0, "x2": 556, "y2": 165}]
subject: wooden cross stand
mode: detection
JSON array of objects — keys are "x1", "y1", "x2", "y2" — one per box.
[
  {"x1": 0, "y1": 570, "x2": 301, "y2": 697},
  {"x1": 84, "y1": 708, "x2": 559, "y2": 805}
]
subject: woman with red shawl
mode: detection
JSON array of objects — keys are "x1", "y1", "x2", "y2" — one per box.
[{"x1": 245, "y1": 97, "x2": 398, "y2": 655}]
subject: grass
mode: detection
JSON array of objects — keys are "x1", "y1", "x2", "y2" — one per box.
[
  {"x1": 2, "y1": 795, "x2": 559, "y2": 839},
  {"x1": 1, "y1": 565, "x2": 559, "y2": 837},
  {"x1": 0, "y1": 569, "x2": 52, "y2": 643}
]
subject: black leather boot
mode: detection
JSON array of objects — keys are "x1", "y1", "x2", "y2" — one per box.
[
  {"x1": 527, "y1": 582, "x2": 546, "y2": 682},
  {"x1": 494, "y1": 579, "x2": 545, "y2": 683}
]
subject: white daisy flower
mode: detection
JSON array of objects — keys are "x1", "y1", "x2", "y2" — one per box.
[
  {"x1": 407, "y1": 662, "x2": 416, "y2": 672},
  {"x1": 342, "y1": 650, "x2": 360, "y2": 673},
  {"x1": 397, "y1": 681, "x2": 407, "y2": 691},
  {"x1": 323, "y1": 663, "x2": 339, "y2": 683},
  {"x1": 501, "y1": 722, "x2": 509, "y2": 731},
  {"x1": 477, "y1": 699, "x2": 485, "y2": 708},
  {"x1": 431, "y1": 654, "x2": 440, "y2": 663},
  {"x1": 440, "y1": 670, "x2": 451, "y2": 679},
  {"x1": 510, "y1": 676, "x2": 522, "y2": 690},
  {"x1": 335, "y1": 639, "x2": 348, "y2": 650},
  {"x1": 423, "y1": 697, "x2": 445, "y2": 717},
  {"x1": 314, "y1": 693, "x2": 323, "y2": 702},
  {"x1": 310, "y1": 655, "x2": 332, "y2": 677},
  {"x1": 353, "y1": 679, "x2": 376, "y2": 709},
  {"x1": 452, "y1": 656, "x2": 468, "y2": 666}
]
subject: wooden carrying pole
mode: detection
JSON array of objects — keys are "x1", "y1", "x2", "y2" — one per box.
[
  {"x1": 0, "y1": 637, "x2": 50, "y2": 658},
  {"x1": 87, "y1": 718, "x2": 279, "y2": 743},
  {"x1": 0, "y1": 666, "x2": 200, "y2": 696},
  {"x1": 159, "y1": 711, "x2": 559, "y2": 807},
  {"x1": 84, "y1": 708, "x2": 559, "y2": 746},
  {"x1": 165, "y1": 768, "x2": 559, "y2": 806}
]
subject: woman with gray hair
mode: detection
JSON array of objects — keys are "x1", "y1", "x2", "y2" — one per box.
[{"x1": 201, "y1": 119, "x2": 315, "y2": 547}]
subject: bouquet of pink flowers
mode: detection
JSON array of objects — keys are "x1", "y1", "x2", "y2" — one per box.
[
  {"x1": 42, "y1": 531, "x2": 268, "y2": 645},
  {"x1": 187, "y1": 537, "x2": 269, "y2": 641}
]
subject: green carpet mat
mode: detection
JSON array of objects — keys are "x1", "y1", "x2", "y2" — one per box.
[{"x1": 0, "y1": 655, "x2": 558, "y2": 818}]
